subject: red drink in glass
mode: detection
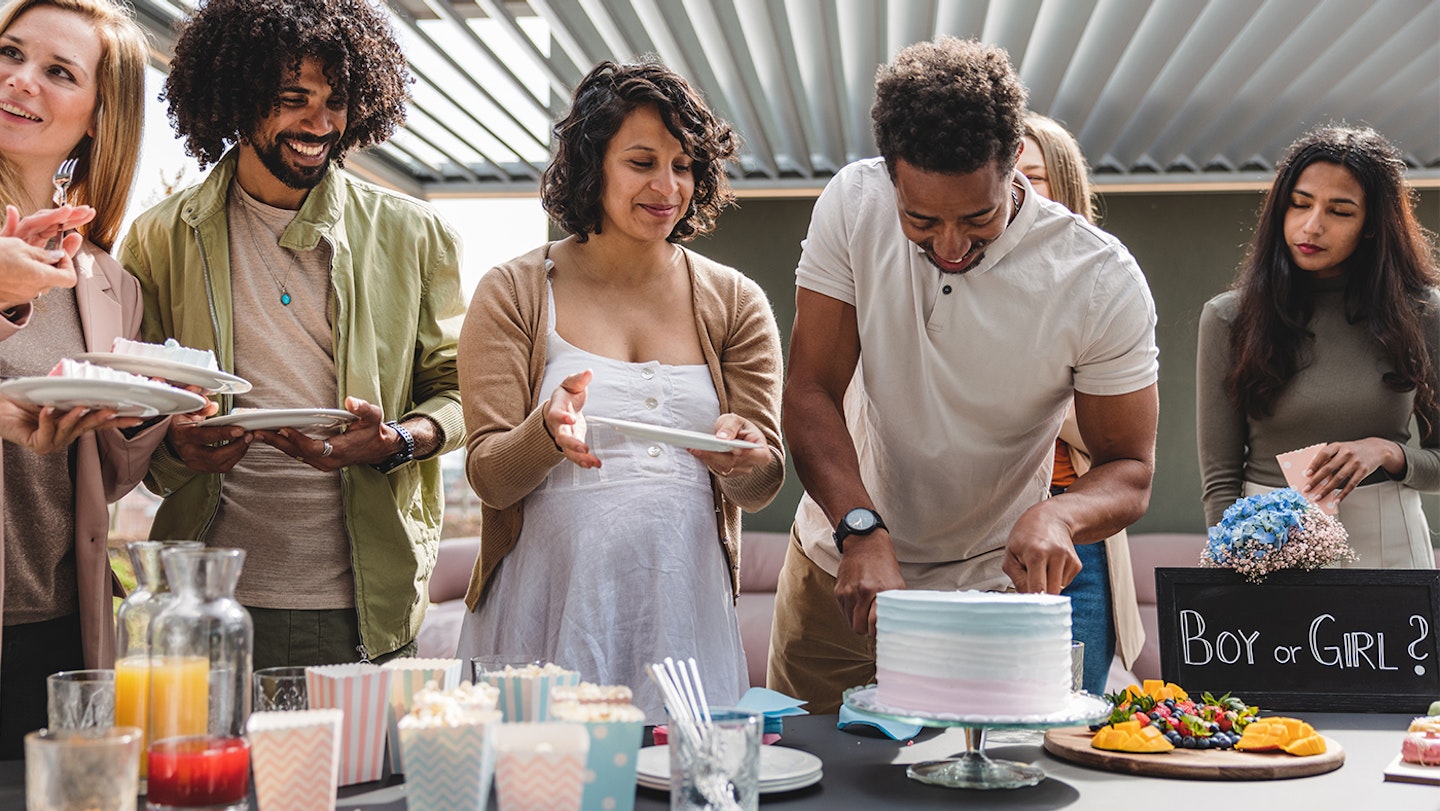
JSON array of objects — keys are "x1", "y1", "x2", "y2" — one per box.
[{"x1": 147, "y1": 736, "x2": 250, "y2": 809}]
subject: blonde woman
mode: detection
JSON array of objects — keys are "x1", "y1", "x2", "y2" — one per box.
[
  {"x1": 1019, "y1": 113, "x2": 1143, "y2": 693},
  {"x1": 0, "y1": 0, "x2": 170, "y2": 757}
]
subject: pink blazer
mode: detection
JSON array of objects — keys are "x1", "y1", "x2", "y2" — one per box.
[{"x1": 0, "y1": 244, "x2": 168, "y2": 679}]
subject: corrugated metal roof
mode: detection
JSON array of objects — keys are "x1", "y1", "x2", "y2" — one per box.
[{"x1": 130, "y1": 0, "x2": 1440, "y2": 198}]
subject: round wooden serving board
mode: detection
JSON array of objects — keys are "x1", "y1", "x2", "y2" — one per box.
[{"x1": 1043, "y1": 726, "x2": 1344, "y2": 780}]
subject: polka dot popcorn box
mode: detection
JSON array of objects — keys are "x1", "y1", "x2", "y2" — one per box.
[{"x1": 550, "y1": 702, "x2": 646, "y2": 811}]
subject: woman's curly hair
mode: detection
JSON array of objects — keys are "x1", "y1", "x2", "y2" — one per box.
[
  {"x1": 541, "y1": 59, "x2": 739, "y2": 243},
  {"x1": 872, "y1": 37, "x2": 1027, "y2": 177},
  {"x1": 162, "y1": 0, "x2": 409, "y2": 168}
]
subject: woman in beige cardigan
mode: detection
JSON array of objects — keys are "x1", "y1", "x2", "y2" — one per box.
[
  {"x1": 1021, "y1": 114, "x2": 1144, "y2": 691},
  {"x1": 456, "y1": 60, "x2": 784, "y2": 721},
  {"x1": 0, "y1": 0, "x2": 174, "y2": 757}
]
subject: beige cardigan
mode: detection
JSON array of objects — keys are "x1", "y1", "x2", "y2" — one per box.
[
  {"x1": 0, "y1": 245, "x2": 168, "y2": 683},
  {"x1": 458, "y1": 244, "x2": 785, "y2": 611},
  {"x1": 1058, "y1": 407, "x2": 1145, "y2": 670}
]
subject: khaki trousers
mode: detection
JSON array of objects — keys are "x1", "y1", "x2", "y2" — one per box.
[{"x1": 765, "y1": 525, "x2": 876, "y2": 714}]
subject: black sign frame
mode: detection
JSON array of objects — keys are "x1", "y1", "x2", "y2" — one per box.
[{"x1": 1156, "y1": 567, "x2": 1440, "y2": 713}]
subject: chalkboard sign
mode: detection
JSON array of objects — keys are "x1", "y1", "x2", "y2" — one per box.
[{"x1": 1156, "y1": 568, "x2": 1440, "y2": 713}]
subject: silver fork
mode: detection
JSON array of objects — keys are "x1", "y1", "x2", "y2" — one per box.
[{"x1": 44, "y1": 157, "x2": 78, "y2": 251}]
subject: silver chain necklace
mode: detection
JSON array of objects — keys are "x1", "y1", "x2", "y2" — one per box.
[{"x1": 238, "y1": 200, "x2": 301, "y2": 306}]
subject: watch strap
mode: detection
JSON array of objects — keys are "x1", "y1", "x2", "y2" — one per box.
[
  {"x1": 833, "y1": 508, "x2": 886, "y2": 554},
  {"x1": 374, "y1": 420, "x2": 415, "y2": 473}
]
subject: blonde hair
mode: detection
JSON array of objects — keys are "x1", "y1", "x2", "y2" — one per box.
[
  {"x1": 0, "y1": 0, "x2": 147, "y2": 251},
  {"x1": 1023, "y1": 113, "x2": 1096, "y2": 224}
]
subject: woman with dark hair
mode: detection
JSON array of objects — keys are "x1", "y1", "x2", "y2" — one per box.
[
  {"x1": 0, "y1": 0, "x2": 171, "y2": 757},
  {"x1": 1198, "y1": 124, "x2": 1439, "y2": 569},
  {"x1": 456, "y1": 59, "x2": 784, "y2": 719}
]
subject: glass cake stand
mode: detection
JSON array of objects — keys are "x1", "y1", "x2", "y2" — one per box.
[{"x1": 843, "y1": 685, "x2": 1111, "y2": 790}]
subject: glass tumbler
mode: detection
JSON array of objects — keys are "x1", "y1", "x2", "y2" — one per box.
[
  {"x1": 26, "y1": 726, "x2": 141, "y2": 811},
  {"x1": 667, "y1": 707, "x2": 761, "y2": 811}
]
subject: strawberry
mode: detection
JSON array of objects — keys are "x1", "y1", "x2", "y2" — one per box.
[{"x1": 1133, "y1": 712, "x2": 1150, "y2": 727}]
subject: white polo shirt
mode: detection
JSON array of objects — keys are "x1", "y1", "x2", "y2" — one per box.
[{"x1": 793, "y1": 157, "x2": 1158, "y2": 591}]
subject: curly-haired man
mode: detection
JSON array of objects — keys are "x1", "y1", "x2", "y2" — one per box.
[
  {"x1": 769, "y1": 37, "x2": 1160, "y2": 711},
  {"x1": 121, "y1": 0, "x2": 464, "y2": 668}
]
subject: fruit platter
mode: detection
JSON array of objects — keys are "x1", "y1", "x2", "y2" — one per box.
[{"x1": 1043, "y1": 680, "x2": 1345, "y2": 780}]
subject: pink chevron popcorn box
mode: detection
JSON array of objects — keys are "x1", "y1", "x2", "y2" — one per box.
[
  {"x1": 382, "y1": 657, "x2": 463, "y2": 773},
  {"x1": 1277, "y1": 444, "x2": 1341, "y2": 515},
  {"x1": 492, "y1": 722, "x2": 589, "y2": 811},
  {"x1": 550, "y1": 700, "x2": 646, "y2": 811},
  {"x1": 304, "y1": 663, "x2": 392, "y2": 785},
  {"x1": 246, "y1": 708, "x2": 344, "y2": 811},
  {"x1": 397, "y1": 682, "x2": 503, "y2": 811},
  {"x1": 478, "y1": 662, "x2": 580, "y2": 722}
]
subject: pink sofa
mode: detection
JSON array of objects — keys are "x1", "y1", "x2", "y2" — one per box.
[{"x1": 416, "y1": 531, "x2": 790, "y2": 688}]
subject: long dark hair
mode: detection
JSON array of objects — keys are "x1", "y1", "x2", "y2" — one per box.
[{"x1": 1226, "y1": 125, "x2": 1440, "y2": 431}]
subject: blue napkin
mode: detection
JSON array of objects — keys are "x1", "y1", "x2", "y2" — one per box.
[
  {"x1": 837, "y1": 705, "x2": 922, "y2": 740},
  {"x1": 736, "y1": 687, "x2": 808, "y2": 737}
]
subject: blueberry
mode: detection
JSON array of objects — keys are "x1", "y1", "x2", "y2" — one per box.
[
  {"x1": 1166, "y1": 732, "x2": 1181, "y2": 744},
  {"x1": 1182, "y1": 737, "x2": 1197, "y2": 749}
]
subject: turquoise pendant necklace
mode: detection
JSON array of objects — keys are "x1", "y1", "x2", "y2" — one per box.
[{"x1": 240, "y1": 201, "x2": 298, "y2": 306}]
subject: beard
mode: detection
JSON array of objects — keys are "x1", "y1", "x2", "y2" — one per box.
[{"x1": 251, "y1": 131, "x2": 338, "y2": 190}]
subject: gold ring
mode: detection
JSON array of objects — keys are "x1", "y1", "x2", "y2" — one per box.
[{"x1": 294, "y1": 455, "x2": 304, "y2": 463}]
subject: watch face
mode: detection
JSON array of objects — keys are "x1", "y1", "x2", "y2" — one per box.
[{"x1": 846, "y1": 509, "x2": 877, "y2": 532}]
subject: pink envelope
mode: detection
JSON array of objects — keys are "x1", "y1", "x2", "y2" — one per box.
[{"x1": 1276, "y1": 444, "x2": 1340, "y2": 515}]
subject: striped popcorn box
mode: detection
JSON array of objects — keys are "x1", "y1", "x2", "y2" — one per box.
[
  {"x1": 492, "y1": 722, "x2": 589, "y2": 811},
  {"x1": 247, "y1": 709, "x2": 344, "y2": 811},
  {"x1": 382, "y1": 657, "x2": 462, "y2": 773},
  {"x1": 304, "y1": 664, "x2": 392, "y2": 785},
  {"x1": 550, "y1": 702, "x2": 646, "y2": 811},
  {"x1": 397, "y1": 710, "x2": 502, "y2": 811},
  {"x1": 479, "y1": 664, "x2": 580, "y2": 722}
]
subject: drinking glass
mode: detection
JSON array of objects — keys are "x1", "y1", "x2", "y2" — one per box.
[
  {"x1": 1070, "y1": 641, "x2": 1085, "y2": 693},
  {"x1": 46, "y1": 669, "x2": 115, "y2": 730},
  {"x1": 25, "y1": 726, "x2": 141, "y2": 811},
  {"x1": 254, "y1": 666, "x2": 308, "y2": 711},
  {"x1": 667, "y1": 707, "x2": 760, "y2": 811},
  {"x1": 468, "y1": 654, "x2": 541, "y2": 684}
]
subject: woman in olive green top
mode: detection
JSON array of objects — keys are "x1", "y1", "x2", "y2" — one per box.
[{"x1": 1197, "y1": 125, "x2": 1440, "y2": 569}]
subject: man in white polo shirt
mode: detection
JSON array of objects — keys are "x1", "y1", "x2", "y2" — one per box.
[{"x1": 769, "y1": 37, "x2": 1160, "y2": 712}]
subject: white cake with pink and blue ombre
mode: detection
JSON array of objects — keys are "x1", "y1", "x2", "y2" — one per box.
[{"x1": 875, "y1": 590, "x2": 1073, "y2": 716}]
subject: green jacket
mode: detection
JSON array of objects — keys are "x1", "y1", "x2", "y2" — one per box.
[{"x1": 119, "y1": 151, "x2": 466, "y2": 658}]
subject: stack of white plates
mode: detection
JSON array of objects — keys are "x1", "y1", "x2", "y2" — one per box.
[{"x1": 635, "y1": 744, "x2": 823, "y2": 794}]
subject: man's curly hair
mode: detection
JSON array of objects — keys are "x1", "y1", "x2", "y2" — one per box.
[
  {"x1": 542, "y1": 59, "x2": 739, "y2": 243},
  {"x1": 872, "y1": 37, "x2": 1027, "y2": 177},
  {"x1": 162, "y1": 0, "x2": 409, "y2": 168}
]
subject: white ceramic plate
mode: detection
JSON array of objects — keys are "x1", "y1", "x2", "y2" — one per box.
[
  {"x1": 0, "y1": 376, "x2": 207, "y2": 417},
  {"x1": 73, "y1": 352, "x2": 252, "y2": 395},
  {"x1": 586, "y1": 416, "x2": 763, "y2": 453},
  {"x1": 635, "y1": 745, "x2": 823, "y2": 793},
  {"x1": 203, "y1": 408, "x2": 357, "y2": 438}
]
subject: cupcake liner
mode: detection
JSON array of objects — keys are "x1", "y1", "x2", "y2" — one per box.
[
  {"x1": 304, "y1": 664, "x2": 392, "y2": 785},
  {"x1": 491, "y1": 723, "x2": 589, "y2": 811},
  {"x1": 397, "y1": 715, "x2": 500, "y2": 811},
  {"x1": 382, "y1": 658, "x2": 462, "y2": 773},
  {"x1": 246, "y1": 709, "x2": 344, "y2": 811}
]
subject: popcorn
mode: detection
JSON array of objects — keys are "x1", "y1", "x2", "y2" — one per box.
[
  {"x1": 111, "y1": 337, "x2": 218, "y2": 370},
  {"x1": 398, "y1": 681, "x2": 499, "y2": 729},
  {"x1": 552, "y1": 682, "x2": 633, "y2": 706},
  {"x1": 549, "y1": 701, "x2": 645, "y2": 724},
  {"x1": 489, "y1": 662, "x2": 571, "y2": 678}
]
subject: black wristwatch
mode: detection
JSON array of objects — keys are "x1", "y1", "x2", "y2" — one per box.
[
  {"x1": 834, "y1": 508, "x2": 886, "y2": 554},
  {"x1": 373, "y1": 420, "x2": 414, "y2": 473}
]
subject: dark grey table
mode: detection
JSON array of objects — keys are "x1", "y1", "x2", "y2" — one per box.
[{"x1": 1, "y1": 713, "x2": 1435, "y2": 809}]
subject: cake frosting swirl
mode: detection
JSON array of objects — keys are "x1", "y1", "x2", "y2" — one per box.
[{"x1": 875, "y1": 590, "x2": 1073, "y2": 716}]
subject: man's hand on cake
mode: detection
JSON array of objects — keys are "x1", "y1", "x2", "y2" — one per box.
[
  {"x1": 167, "y1": 411, "x2": 251, "y2": 473},
  {"x1": 835, "y1": 532, "x2": 905, "y2": 635},
  {"x1": 1003, "y1": 512, "x2": 1082, "y2": 594}
]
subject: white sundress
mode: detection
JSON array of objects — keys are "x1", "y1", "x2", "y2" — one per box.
[{"x1": 457, "y1": 284, "x2": 749, "y2": 722}]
